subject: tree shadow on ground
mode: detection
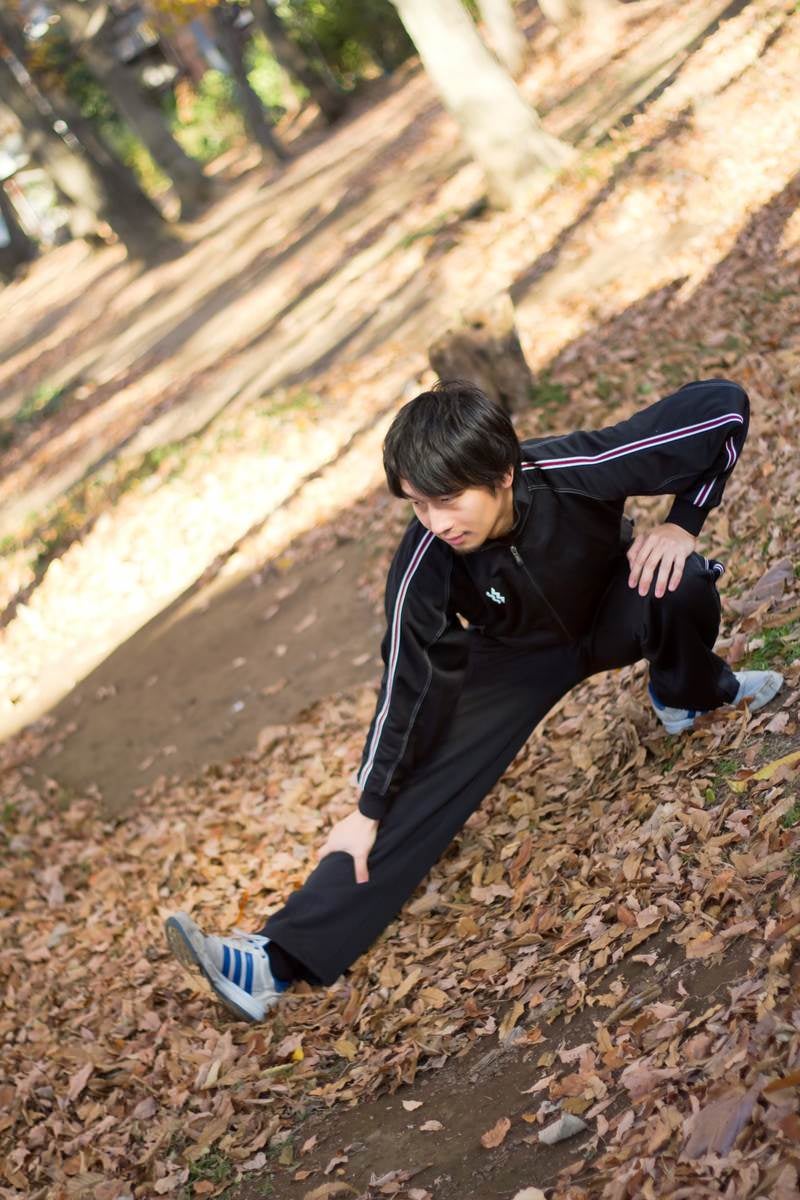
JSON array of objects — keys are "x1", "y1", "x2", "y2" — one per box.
[
  {"x1": 540, "y1": 168, "x2": 800, "y2": 392},
  {"x1": 0, "y1": 89, "x2": 449, "y2": 504},
  {"x1": 511, "y1": 106, "x2": 693, "y2": 306},
  {"x1": 0, "y1": 260, "x2": 431, "y2": 633},
  {"x1": 0, "y1": 253, "x2": 133, "y2": 376},
  {"x1": 552, "y1": 0, "x2": 754, "y2": 144}
]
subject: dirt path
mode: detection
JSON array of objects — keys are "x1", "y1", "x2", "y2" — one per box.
[{"x1": 37, "y1": 536, "x2": 382, "y2": 814}]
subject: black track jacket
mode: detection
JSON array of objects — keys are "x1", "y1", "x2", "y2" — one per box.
[{"x1": 357, "y1": 379, "x2": 749, "y2": 819}]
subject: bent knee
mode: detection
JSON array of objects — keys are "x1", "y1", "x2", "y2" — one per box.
[{"x1": 654, "y1": 554, "x2": 719, "y2": 610}]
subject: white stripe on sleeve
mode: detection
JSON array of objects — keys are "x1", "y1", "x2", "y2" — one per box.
[{"x1": 357, "y1": 530, "x2": 436, "y2": 792}]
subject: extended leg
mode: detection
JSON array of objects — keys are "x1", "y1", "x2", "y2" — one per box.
[{"x1": 262, "y1": 637, "x2": 585, "y2": 986}]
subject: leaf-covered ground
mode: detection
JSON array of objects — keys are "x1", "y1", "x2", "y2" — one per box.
[{"x1": 2, "y1": 3, "x2": 800, "y2": 1198}]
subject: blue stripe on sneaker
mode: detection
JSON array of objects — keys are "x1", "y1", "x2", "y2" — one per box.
[
  {"x1": 232, "y1": 947, "x2": 242, "y2": 986},
  {"x1": 244, "y1": 951, "x2": 254, "y2": 995},
  {"x1": 222, "y1": 944, "x2": 231, "y2": 978}
]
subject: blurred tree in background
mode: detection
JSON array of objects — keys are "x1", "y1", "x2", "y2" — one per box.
[
  {"x1": 59, "y1": 0, "x2": 210, "y2": 219},
  {"x1": 476, "y1": 0, "x2": 527, "y2": 77},
  {"x1": 271, "y1": 0, "x2": 414, "y2": 86},
  {"x1": 25, "y1": 0, "x2": 415, "y2": 201},
  {"x1": 209, "y1": 4, "x2": 288, "y2": 158},
  {"x1": 391, "y1": 0, "x2": 572, "y2": 207},
  {"x1": 1, "y1": 0, "x2": 582, "y2": 257},
  {"x1": 0, "y1": 6, "x2": 170, "y2": 253}
]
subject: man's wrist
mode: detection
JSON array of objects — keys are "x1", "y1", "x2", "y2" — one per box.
[{"x1": 666, "y1": 497, "x2": 706, "y2": 537}]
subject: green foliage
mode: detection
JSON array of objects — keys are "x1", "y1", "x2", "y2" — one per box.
[
  {"x1": 275, "y1": 0, "x2": 414, "y2": 85},
  {"x1": 781, "y1": 801, "x2": 800, "y2": 829},
  {"x1": 530, "y1": 374, "x2": 570, "y2": 413},
  {"x1": 33, "y1": 28, "x2": 171, "y2": 194},
  {"x1": 246, "y1": 32, "x2": 293, "y2": 111},
  {"x1": 31, "y1": 24, "x2": 282, "y2": 187},
  {"x1": 400, "y1": 210, "x2": 458, "y2": 248},
  {"x1": 595, "y1": 375, "x2": 614, "y2": 401},
  {"x1": 167, "y1": 69, "x2": 245, "y2": 163},
  {"x1": 30, "y1": 3, "x2": 408, "y2": 193},
  {"x1": 177, "y1": 1149, "x2": 233, "y2": 1198},
  {"x1": 1, "y1": 802, "x2": 18, "y2": 829},
  {"x1": 0, "y1": 381, "x2": 68, "y2": 451},
  {"x1": 168, "y1": 35, "x2": 290, "y2": 163},
  {"x1": 744, "y1": 620, "x2": 800, "y2": 670},
  {"x1": 16, "y1": 381, "x2": 67, "y2": 423}
]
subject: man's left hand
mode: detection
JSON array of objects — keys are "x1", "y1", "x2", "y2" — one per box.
[{"x1": 627, "y1": 522, "x2": 697, "y2": 598}]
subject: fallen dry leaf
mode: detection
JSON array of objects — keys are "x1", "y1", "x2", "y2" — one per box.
[
  {"x1": 728, "y1": 749, "x2": 800, "y2": 792},
  {"x1": 683, "y1": 1086, "x2": 760, "y2": 1158},
  {"x1": 303, "y1": 1184, "x2": 356, "y2": 1200},
  {"x1": 480, "y1": 1116, "x2": 511, "y2": 1148}
]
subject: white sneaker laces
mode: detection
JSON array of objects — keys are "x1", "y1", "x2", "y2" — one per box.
[{"x1": 229, "y1": 928, "x2": 270, "y2": 951}]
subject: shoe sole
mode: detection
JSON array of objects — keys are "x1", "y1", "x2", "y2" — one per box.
[
  {"x1": 164, "y1": 917, "x2": 263, "y2": 1023},
  {"x1": 660, "y1": 716, "x2": 697, "y2": 735}
]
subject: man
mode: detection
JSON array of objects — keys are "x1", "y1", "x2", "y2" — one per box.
[{"x1": 165, "y1": 378, "x2": 782, "y2": 1022}]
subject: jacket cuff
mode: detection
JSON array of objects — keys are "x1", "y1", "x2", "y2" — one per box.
[
  {"x1": 667, "y1": 497, "x2": 707, "y2": 537},
  {"x1": 358, "y1": 789, "x2": 389, "y2": 820}
]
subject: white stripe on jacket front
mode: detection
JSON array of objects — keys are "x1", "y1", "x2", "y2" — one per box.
[
  {"x1": 357, "y1": 529, "x2": 436, "y2": 793},
  {"x1": 521, "y1": 411, "x2": 744, "y2": 472}
]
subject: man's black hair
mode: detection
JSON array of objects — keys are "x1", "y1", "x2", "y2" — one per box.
[{"x1": 383, "y1": 379, "x2": 521, "y2": 499}]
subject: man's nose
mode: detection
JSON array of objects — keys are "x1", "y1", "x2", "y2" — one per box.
[{"x1": 429, "y1": 509, "x2": 453, "y2": 536}]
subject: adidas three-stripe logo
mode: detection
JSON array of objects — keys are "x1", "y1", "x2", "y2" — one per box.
[
  {"x1": 222, "y1": 943, "x2": 255, "y2": 994},
  {"x1": 486, "y1": 587, "x2": 506, "y2": 604}
]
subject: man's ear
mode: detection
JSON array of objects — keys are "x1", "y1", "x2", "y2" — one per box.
[{"x1": 501, "y1": 466, "x2": 515, "y2": 489}]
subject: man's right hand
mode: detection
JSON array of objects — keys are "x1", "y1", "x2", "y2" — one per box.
[{"x1": 317, "y1": 808, "x2": 379, "y2": 884}]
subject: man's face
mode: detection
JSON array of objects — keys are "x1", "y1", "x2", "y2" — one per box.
[{"x1": 399, "y1": 469, "x2": 515, "y2": 552}]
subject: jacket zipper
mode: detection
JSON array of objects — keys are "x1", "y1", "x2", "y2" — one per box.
[{"x1": 510, "y1": 543, "x2": 574, "y2": 642}]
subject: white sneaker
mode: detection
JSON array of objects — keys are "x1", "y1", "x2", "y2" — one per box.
[
  {"x1": 165, "y1": 912, "x2": 288, "y2": 1021},
  {"x1": 649, "y1": 669, "x2": 784, "y2": 735}
]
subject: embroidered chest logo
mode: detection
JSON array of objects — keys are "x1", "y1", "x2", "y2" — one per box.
[{"x1": 486, "y1": 587, "x2": 506, "y2": 605}]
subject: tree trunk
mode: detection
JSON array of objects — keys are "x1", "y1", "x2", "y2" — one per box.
[
  {"x1": 477, "y1": 0, "x2": 527, "y2": 78},
  {"x1": 249, "y1": 0, "x2": 346, "y2": 124},
  {"x1": 0, "y1": 181, "x2": 37, "y2": 279},
  {"x1": 59, "y1": 0, "x2": 209, "y2": 220},
  {"x1": 210, "y1": 4, "x2": 287, "y2": 160},
  {"x1": 428, "y1": 292, "x2": 534, "y2": 413},
  {"x1": 0, "y1": 31, "x2": 168, "y2": 254},
  {"x1": 392, "y1": 0, "x2": 572, "y2": 208},
  {"x1": 538, "y1": 0, "x2": 620, "y2": 27}
]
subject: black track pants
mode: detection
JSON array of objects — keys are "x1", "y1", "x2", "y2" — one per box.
[{"x1": 262, "y1": 553, "x2": 737, "y2": 986}]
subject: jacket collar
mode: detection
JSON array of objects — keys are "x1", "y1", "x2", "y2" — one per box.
[
  {"x1": 511, "y1": 463, "x2": 534, "y2": 535},
  {"x1": 477, "y1": 465, "x2": 533, "y2": 550}
]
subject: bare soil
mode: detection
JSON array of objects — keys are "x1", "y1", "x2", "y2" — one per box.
[{"x1": 36, "y1": 536, "x2": 382, "y2": 814}]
